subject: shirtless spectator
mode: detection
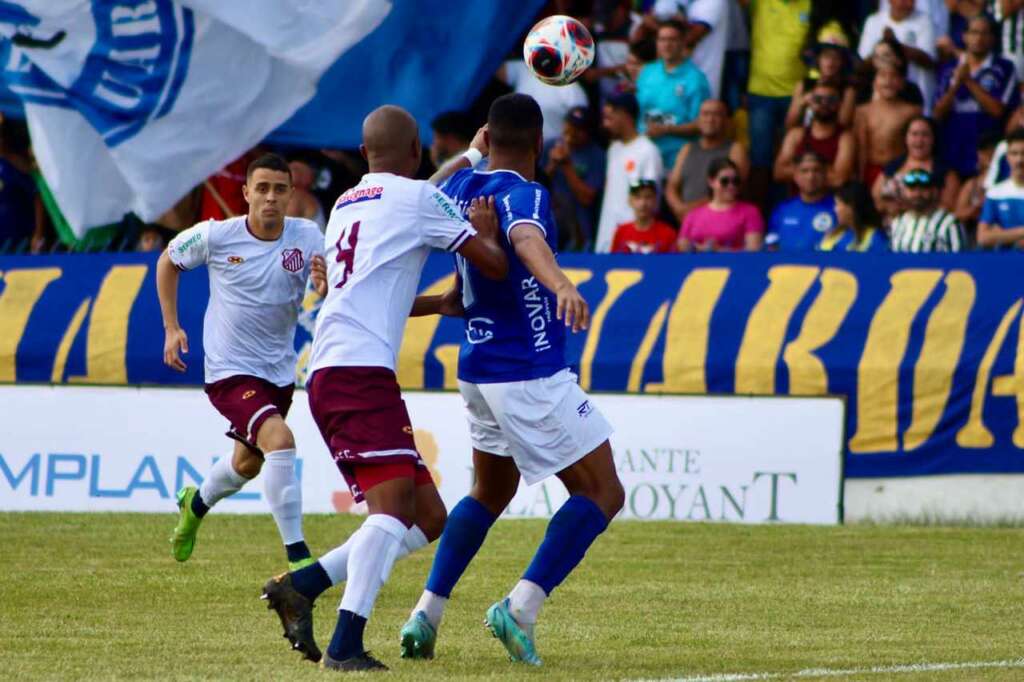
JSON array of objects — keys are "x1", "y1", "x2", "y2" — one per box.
[
  {"x1": 854, "y1": 61, "x2": 922, "y2": 188},
  {"x1": 774, "y1": 80, "x2": 855, "y2": 188},
  {"x1": 285, "y1": 157, "x2": 326, "y2": 231},
  {"x1": 665, "y1": 99, "x2": 748, "y2": 223}
]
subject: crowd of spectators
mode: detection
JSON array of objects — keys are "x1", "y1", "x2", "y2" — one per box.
[{"x1": 5, "y1": 0, "x2": 1024, "y2": 255}]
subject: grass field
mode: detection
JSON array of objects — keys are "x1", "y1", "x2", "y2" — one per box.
[{"x1": 2, "y1": 512, "x2": 1023, "y2": 681}]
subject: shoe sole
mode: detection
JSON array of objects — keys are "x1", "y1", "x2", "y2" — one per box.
[{"x1": 261, "y1": 579, "x2": 322, "y2": 663}]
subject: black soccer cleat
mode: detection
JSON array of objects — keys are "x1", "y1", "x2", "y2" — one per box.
[
  {"x1": 261, "y1": 573, "x2": 322, "y2": 663},
  {"x1": 321, "y1": 650, "x2": 389, "y2": 672}
]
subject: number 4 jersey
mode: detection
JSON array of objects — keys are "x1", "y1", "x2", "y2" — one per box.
[{"x1": 308, "y1": 172, "x2": 477, "y2": 374}]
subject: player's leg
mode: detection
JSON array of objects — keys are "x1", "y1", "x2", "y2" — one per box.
[
  {"x1": 171, "y1": 438, "x2": 256, "y2": 562},
  {"x1": 254, "y1": 414, "x2": 313, "y2": 570},
  {"x1": 402, "y1": 448, "x2": 518, "y2": 659},
  {"x1": 484, "y1": 372, "x2": 621, "y2": 665}
]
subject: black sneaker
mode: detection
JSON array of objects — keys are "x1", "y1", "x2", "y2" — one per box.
[
  {"x1": 321, "y1": 651, "x2": 389, "y2": 672},
  {"x1": 260, "y1": 573, "x2": 321, "y2": 663}
]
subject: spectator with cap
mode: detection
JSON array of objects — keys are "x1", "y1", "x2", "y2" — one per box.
[
  {"x1": 543, "y1": 106, "x2": 607, "y2": 251},
  {"x1": 665, "y1": 99, "x2": 748, "y2": 223},
  {"x1": 678, "y1": 157, "x2": 764, "y2": 252},
  {"x1": 977, "y1": 127, "x2": 1024, "y2": 248},
  {"x1": 429, "y1": 111, "x2": 476, "y2": 168},
  {"x1": 934, "y1": 14, "x2": 1019, "y2": 179},
  {"x1": 774, "y1": 79, "x2": 855, "y2": 188},
  {"x1": 611, "y1": 179, "x2": 678, "y2": 254},
  {"x1": 767, "y1": 150, "x2": 838, "y2": 251},
  {"x1": 636, "y1": 18, "x2": 711, "y2": 172},
  {"x1": 596, "y1": 92, "x2": 664, "y2": 253},
  {"x1": 741, "y1": 0, "x2": 812, "y2": 208},
  {"x1": 785, "y1": 30, "x2": 858, "y2": 130},
  {"x1": 890, "y1": 168, "x2": 966, "y2": 251},
  {"x1": 859, "y1": 0, "x2": 938, "y2": 113}
]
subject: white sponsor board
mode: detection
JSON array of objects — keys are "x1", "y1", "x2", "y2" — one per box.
[{"x1": 0, "y1": 385, "x2": 844, "y2": 524}]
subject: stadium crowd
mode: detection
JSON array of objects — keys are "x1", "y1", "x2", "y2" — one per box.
[{"x1": 4, "y1": 0, "x2": 1024, "y2": 254}]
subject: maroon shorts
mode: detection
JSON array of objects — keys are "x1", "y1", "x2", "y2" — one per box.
[
  {"x1": 205, "y1": 375, "x2": 294, "y2": 452},
  {"x1": 307, "y1": 366, "x2": 432, "y2": 502}
]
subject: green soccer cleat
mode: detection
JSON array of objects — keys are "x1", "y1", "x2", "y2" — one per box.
[
  {"x1": 484, "y1": 599, "x2": 542, "y2": 666},
  {"x1": 170, "y1": 486, "x2": 203, "y2": 562},
  {"x1": 399, "y1": 611, "x2": 436, "y2": 659},
  {"x1": 288, "y1": 557, "x2": 316, "y2": 572}
]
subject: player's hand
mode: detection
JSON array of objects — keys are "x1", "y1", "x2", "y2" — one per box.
[
  {"x1": 469, "y1": 196, "x2": 499, "y2": 239},
  {"x1": 470, "y1": 124, "x2": 489, "y2": 157},
  {"x1": 164, "y1": 326, "x2": 188, "y2": 372},
  {"x1": 438, "y1": 286, "x2": 465, "y2": 317},
  {"x1": 555, "y1": 281, "x2": 589, "y2": 333},
  {"x1": 310, "y1": 254, "x2": 328, "y2": 298}
]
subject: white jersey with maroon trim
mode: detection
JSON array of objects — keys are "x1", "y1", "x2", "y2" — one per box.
[
  {"x1": 309, "y1": 172, "x2": 476, "y2": 374},
  {"x1": 167, "y1": 216, "x2": 324, "y2": 386}
]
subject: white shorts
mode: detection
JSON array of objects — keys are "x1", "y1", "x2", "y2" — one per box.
[{"x1": 458, "y1": 368, "x2": 614, "y2": 485}]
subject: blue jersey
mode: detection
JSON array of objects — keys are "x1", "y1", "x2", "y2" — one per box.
[
  {"x1": 980, "y1": 178, "x2": 1024, "y2": 251},
  {"x1": 440, "y1": 168, "x2": 567, "y2": 384},
  {"x1": 767, "y1": 195, "x2": 837, "y2": 252}
]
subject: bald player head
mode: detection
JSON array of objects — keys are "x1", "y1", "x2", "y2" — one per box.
[{"x1": 360, "y1": 105, "x2": 422, "y2": 178}]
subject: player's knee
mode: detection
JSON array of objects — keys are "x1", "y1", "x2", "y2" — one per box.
[
  {"x1": 256, "y1": 418, "x2": 295, "y2": 453},
  {"x1": 417, "y1": 496, "x2": 447, "y2": 542},
  {"x1": 470, "y1": 481, "x2": 516, "y2": 517}
]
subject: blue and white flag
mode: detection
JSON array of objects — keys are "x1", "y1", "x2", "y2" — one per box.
[{"x1": 0, "y1": 1, "x2": 546, "y2": 241}]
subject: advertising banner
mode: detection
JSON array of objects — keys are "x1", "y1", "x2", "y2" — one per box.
[{"x1": 0, "y1": 385, "x2": 845, "y2": 524}]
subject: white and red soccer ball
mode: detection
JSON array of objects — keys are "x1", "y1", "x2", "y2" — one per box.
[{"x1": 523, "y1": 15, "x2": 595, "y2": 86}]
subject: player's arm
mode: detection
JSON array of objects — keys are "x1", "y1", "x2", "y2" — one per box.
[
  {"x1": 429, "y1": 125, "x2": 488, "y2": 187},
  {"x1": 157, "y1": 223, "x2": 209, "y2": 372},
  {"x1": 156, "y1": 251, "x2": 189, "y2": 372},
  {"x1": 309, "y1": 254, "x2": 328, "y2": 298},
  {"x1": 510, "y1": 225, "x2": 589, "y2": 332},
  {"x1": 977, "y1": 221, "x2": 1024, "y2": 247},
  {"x1": 456, "y1": 196, "x2": 508, "y2": 280},
  {"x1": 411, "y1": 277, "x2": 463, "y2": 317}
]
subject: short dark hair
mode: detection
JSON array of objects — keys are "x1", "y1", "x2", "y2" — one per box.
[
  {"x1": 658, "y1": 18, "x2": 687, "y2": 36},
  {"x1": 903, "y1": 114, "x2": 937, "y2": 143},
  {"x1": 795, "y1": 149, "x2": 825, "y2": 167},
  {"x1": 707, "y1": 157, "x2": 739, "y2": 180},
  {"x1": 246, "y1": 153, "x2": 291, "y2": 181},
  {"x1": 487, "y1": 93, "x2": 543, "y2": 151},
  {"x1": 629, "y1": 38, "x2": 656, "y2": 62},
  {"x1": 431, "y1": 110, "x2": 475, "y2": 143},
  {"x1": 1007, "y1": 127, "x2": 1024, "y2": 147},
  {"x1": 978, "y1": 129, "x2": 1003, "y2": 151}
]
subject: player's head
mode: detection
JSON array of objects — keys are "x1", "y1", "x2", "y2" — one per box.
[
  {"x1": 430, "y1": 110, "x2": 475, "y2": 167},
  {"x1": 361, "y1": 104, "x2": 422, "y2": 178},
  {"x1": 243, "y1": 153, "x2": 293, "y2": 232},
  {"x1": 485, "y1": 93, "x2": 544, "y2": 161}
]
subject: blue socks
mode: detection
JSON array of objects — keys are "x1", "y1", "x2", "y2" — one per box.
[
  {"x1": 290, "y1": 561, "x2": 332, "y2": 601},
  {"x1": 285, "y1": 541, "x2": 311, "y2": 563},
  {"x1": 327, "y1": 609, "x2": 367, "y2": 661},
  {"x1": 425, "y1": 496, "x2": 497, "y2": 598},
  {"x1": 523, "y1": 495, "x2": 609, "y2": 594}
]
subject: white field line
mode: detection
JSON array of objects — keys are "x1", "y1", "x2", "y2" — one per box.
[{"x1": 646, "y1": 657, "x2": 1024, "y2": 681}]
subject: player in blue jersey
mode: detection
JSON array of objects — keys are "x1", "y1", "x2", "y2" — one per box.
[{"x1": 399, "y1": 94, "x2": 625, "y2": 666}]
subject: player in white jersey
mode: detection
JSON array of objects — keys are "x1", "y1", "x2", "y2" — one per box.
[
  {"x1": 156, "y1": 153, "x2": 326, "y2": 572},
  {"x1": 259, "y1": 105, "x2": 507, "y2": 671}
]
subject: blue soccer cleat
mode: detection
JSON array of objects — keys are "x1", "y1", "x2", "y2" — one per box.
[{"x1": 484, "y1": 598, "x2": 541, "y2": 666}]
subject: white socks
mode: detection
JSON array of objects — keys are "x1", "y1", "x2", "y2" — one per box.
[
  {"x1": 320, "y1": 524, "x2": 429, "y2": 585},
  {"x1": 199, "y1": 454, "x2": 248, "y2": 507},
  {"x1": 508, "y1": 579, "x2": 547, "y2": 626},
  {"x1": 413, "y1": 591, "x2": 449, "y2": 630},
  {"x1": 339, "y1": 514, "x2": 408, "y2": 617},
  {"x1": 262, "y1": 449, "x2": 304, "y2": 545}
]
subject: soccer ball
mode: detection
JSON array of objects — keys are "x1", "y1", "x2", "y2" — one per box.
[{"x1": 522, "y1": 15, "x2": 595, "y2": 86}]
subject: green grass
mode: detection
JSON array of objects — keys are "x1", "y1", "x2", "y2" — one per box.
[{"x1": 1, "y1": 513, "x2": 1023, "y2": 681}]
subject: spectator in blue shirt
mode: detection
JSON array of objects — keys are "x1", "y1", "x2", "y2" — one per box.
[
  {"x1": 934, "y1": 14, "x2": 1019, "y2": 178},
  {"x1": 978, "y1": 127, "x2": 1024, "y2": 249},
  {"x1": 766, "y1": 150, "x2": 837, "y2": 251},
  {"x1": 543, "y1": 106, "x2": 606, "y2": 251},
  {"x1": 636, "y1": 18, "x2": 711, "y2": 171}
]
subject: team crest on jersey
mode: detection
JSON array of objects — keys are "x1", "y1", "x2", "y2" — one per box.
[
  {"x1": 281, "y1": 248, "x2": 304, "y2": 273},
  {"x1": 226, "y1": 255, "x2": 244, "y2": 264},
  {"x1": 242, "y1": 390, "x2": 256, "y2": 399}
]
